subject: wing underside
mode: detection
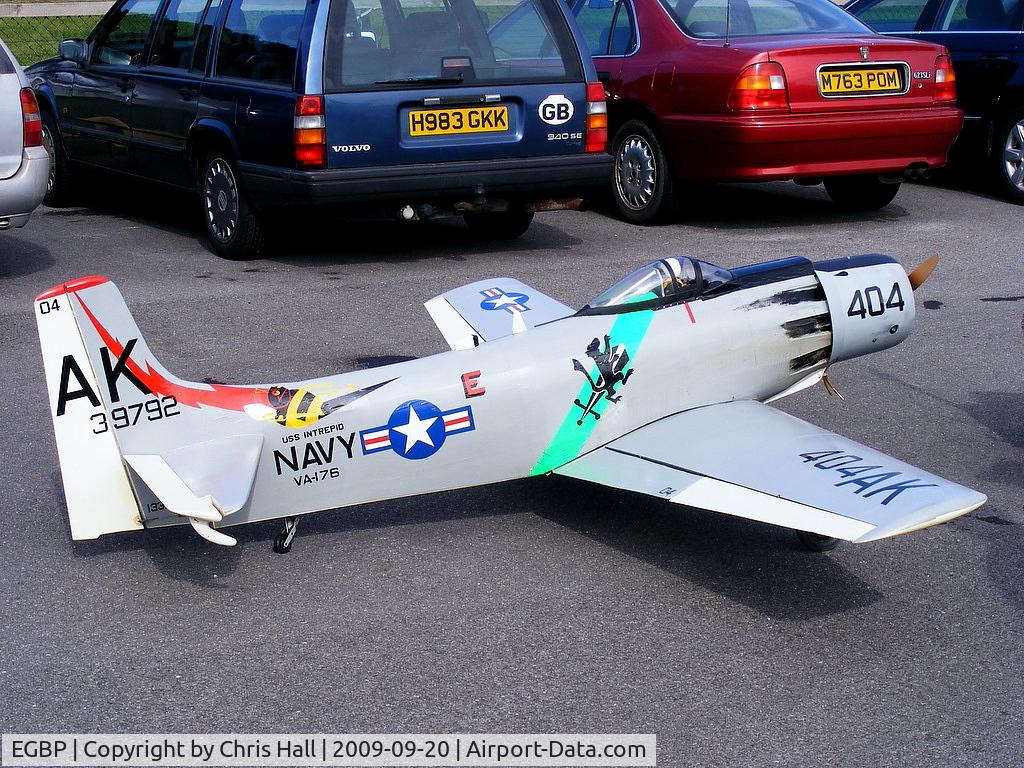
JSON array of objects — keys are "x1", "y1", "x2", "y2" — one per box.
[{"x1": 555, "y1": 400, "x2": 985, "y2": 543}]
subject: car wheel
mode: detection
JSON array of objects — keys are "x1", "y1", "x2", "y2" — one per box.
[
  {"x1": 200, "y1": 153, "x2": 265, "y2": 260},
  {"x1": 463, "y1": 208, "x2": 535, "y2": 239},
  {"x1": 611, "y1": 119, "x2": 676, "y2": 224},
  {"x1": 823, "y1": 175, "x2": 901, "y2": 211},
  {"x1": 992, "y1": 109, "x2": 1024, "y2": 204},
  {"x1": 41, "y1": 114, "x2": 73, "y2": 206}
]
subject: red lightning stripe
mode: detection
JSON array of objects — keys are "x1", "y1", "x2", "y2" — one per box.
[{"x1": 75, "y1": 293, "x2": 270, "y2": 412}]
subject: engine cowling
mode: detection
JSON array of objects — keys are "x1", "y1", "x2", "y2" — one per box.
[{"x1": 815, "y1": 254, "x2": 916, "y2": 364}]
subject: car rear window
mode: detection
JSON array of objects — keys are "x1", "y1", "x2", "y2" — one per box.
[
  {"x1": 323, "y1": 0, "x2": 584, "y2": 91},
  {"x1": 667, "y1": 0, "x2": 871, "y2": 37},
  {"x1": 0, "y1": 45, "x2": 14, "y2": 74}
]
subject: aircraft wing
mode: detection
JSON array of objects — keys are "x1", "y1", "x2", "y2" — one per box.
[
  {"x1": 554, "y1": 400, "x2": 985, "y2": 543},
  {"x1": 425, "y1": 278, "x2": 573, "y2": 349}
]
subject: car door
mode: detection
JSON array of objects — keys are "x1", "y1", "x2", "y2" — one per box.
[
  {"x1": 130, "y1": 0, "x2": 219, "y2": 186},
  {"x1": 73, "y1": 0, "x2": 161, "y2": 171},
  {"x1": 924, "y1": 0, "x2": 1023, "y2": 121},
  {"x1": 570, "y1": 0, "x2": 637, "y2": 87}
]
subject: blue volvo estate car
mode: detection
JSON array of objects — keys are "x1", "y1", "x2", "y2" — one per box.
[{"x1": 27, "y1": 0, "x2": 611, "y2": 257}]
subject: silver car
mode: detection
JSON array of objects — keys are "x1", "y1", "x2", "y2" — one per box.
[{"x1": 0, "y1": 38, "x2": 48, "y2": 229}]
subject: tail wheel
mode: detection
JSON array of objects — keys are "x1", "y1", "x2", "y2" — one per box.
[
  {"x1": 823, "y1": 175, "x2": 901, "y2": 211},
  {"x1": 41, "y1": 113, "x2": 74, "y2": 206},
  {"x1": 992, "y1": 108, "x2": 1024, "y2": 204},
  {"x1": 200, "y1": 152, "x2": 265, "y2": 260},
  {"x1": 611, "y1": 119, "x2": 677, "y2": 224}
]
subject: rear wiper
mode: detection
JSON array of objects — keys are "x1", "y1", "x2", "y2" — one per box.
[{"x1": 374, "y1": 76, "x2": 465, "y2": 85}]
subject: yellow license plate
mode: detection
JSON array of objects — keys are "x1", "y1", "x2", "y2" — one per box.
[
  {"x1": 408, "y1": 106, "x2": 510, "y2": 137},
  {"x1": 818, "y1": 67, "x2": 904, "y2": 96}
]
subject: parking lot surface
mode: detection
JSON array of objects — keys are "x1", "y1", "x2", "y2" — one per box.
[{"x1": 1, "y1": 180, "x2": 1022, "y2": 767}]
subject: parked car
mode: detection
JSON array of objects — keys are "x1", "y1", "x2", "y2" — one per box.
[
  {"x1": 0, "y1": 38, "x2": 49, "y2": 230},
  {"x1": 27, "y1": 0, "x2": 611, "y2": 258},
  {"x1": 559, "y1": 0, "x2": 962, "y2": 221},
  {"x1": 847, "y1": 0, "x2": 1024, "y2": 203}
]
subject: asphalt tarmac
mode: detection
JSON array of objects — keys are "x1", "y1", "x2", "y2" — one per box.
[{"x1": 1, "y1": 178, "x2": 1021, "y2": 767}]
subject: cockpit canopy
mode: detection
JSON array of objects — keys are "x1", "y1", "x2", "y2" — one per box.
[{"x1": 579, "y1": 257, "x2": 735, "y2": 314}]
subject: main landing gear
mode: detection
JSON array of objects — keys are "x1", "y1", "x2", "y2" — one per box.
[
  {"x1": 795, "y1": 530, "x2": 840, "y2": 552},
  {"x1": 273, "y1": 517, "x2": 298, "y2": 554}
]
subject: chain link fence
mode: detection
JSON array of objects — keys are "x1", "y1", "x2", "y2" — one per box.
[{"x1": 0, "y1": 5, "x2": 108, "y2": 66}]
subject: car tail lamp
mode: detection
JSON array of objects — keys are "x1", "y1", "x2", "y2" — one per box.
[
  {"x1": 934, "y1": 55, "x2": 956, "y2": 103},
  {"x1": 585, "y1": 82, "x2": 608, "y2": 153},
  {"x1": 294, "y1": 94, "x2": 325, "y2": 169},
  {"x1": 728, "y1": 62, "x2": 789, "y2": 111},
  {"x1": 20, "y1": 88, "x2": 43, "y2": 148}
]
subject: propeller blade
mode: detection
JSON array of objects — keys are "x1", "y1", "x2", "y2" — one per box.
[{"x1": 908, "y1": 253, "x2": 939, "y2": 290}]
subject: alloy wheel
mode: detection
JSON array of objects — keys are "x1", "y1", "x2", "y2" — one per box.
[
  {"x1": 615, "y1": 135, "x2": 657, "y2": 211},
  {"x1": 41, "y1": 124, "x2": 56, "y2": 196},
  {"x1": 1003, "y1": 119, "x2": 1024, "y2": 191},
  {"x1": 204, "y1": 158, "x2": 239, "y2": 244}
]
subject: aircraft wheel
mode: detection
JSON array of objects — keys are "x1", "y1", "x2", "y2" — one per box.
[
  {"x1": 824, "y1": 174, "x2": 901, "y2": 211},
  {"x1": 796, "y1": 530, "x2": 840, "y2": 552},
  {"x1": 273, "y1": 533, "x2": 292, "y2": 554}
]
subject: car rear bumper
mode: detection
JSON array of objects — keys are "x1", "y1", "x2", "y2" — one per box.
[
  {"x1": 0, "y1": 146, "x2": 49, "y2": 228},
  {"x1": 239, "y1": 153, "x2": 612, "y2": 208},
  {"x1": 659, "y1": 106, "x2": 963, "y2": 181}
]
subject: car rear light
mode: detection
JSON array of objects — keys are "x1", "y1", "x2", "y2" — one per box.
[
  {"x1": 585, "y1": 81, "x2": 608, "y2": 153},
  {"x1": 728, "y1": 62, "x2": 789, "y2": 111},
  {"x1": 20, "y1": 88, "x2": 42, "y2": 148},
  {"x1": 294, "y1": 94, "x2": 325, "y2": 169},
  {"x1": 934, "y1": 54, "x2": 956, "y2": 103}
]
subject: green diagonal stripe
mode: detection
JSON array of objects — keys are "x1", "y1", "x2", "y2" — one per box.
[{"x1": 531, "y1": 307, "x2": 656, "y2": 476}]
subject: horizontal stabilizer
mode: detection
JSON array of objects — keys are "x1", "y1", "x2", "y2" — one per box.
[
  {"x1": 555, "y1": 400, "x2": 985, "y2": 543},
  {"x1": 425, "y1": 278, "x2": 572, "y2": 349}
]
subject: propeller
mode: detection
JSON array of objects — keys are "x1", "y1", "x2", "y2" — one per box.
[{"x1": 908, "y1": 253, "x2": 939, "y2": 290}]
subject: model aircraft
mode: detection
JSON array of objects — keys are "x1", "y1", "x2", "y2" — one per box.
[{"x1": 34, "y1": 253, "x2": 985, "y2": 554}]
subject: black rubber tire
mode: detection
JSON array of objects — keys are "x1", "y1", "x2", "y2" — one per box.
[
  {"x1": 41, "y1": 112, "x2": 74, "y2": 207},
  {"x1": 200, "y1": 152, "x2": 265, "y2": 259},
  {"x1": 796, "y1": 531, "x2": 840, "y2": 552},
  {"x1": 273, "y1": 533, "x2": 292, "y2": 554},
  {"x1": 823, "y1": 175, "x2": 901, "y2": 211},
  {"x1": 464, "y1": 208, "x2": 535, "y2": 239},
  {"x1": 990, "y1": 108, "x2": 1024, "y2": 205},
  {"x1": 610, "y1": 119, "x2": 677, "y2": 224}
]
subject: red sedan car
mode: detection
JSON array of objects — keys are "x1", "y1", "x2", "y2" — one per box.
[{"x1": 566, "y1": 0, "x2": 963, "y2": 221}]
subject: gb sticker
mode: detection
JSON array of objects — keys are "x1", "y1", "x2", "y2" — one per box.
[{"x1": 539, "y1": 95, "x2": 574, "y2": 126}]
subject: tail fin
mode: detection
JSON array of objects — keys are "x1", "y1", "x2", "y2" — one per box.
[
  {"x1": 35, "y1": 277, "x2": 144, "y2": 540},
  {"x1": 35, "y1": 277, "x2": 264, "y2": 543}
]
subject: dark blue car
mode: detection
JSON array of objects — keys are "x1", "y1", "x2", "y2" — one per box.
[
  {"x1": 27, "y1": 0, "x2": 611, "y2": 257},
  {"x1": 847, "y1": 0, "x2": 1024, "y2": 202}
]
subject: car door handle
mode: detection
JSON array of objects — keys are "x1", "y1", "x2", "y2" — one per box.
[
  {"x1": 119, "y1": 79, "x2": 135, "y2": 92},
  {"x1": 178, "y1": 86, "x2": 199, "y2": 100}
]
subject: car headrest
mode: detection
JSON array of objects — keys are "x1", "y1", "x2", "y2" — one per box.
[{"x1": 403, "y1": 11, "x2": 461, "y2": 49}]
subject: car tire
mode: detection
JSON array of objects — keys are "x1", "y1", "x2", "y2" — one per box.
[
  {"x1": 41, "y1": 113, "x2": 74, "y2": 207},
  {"x1": 464, "y1": 208, "x2": 535, "y2": 239},
  {"x1": 823, "y1": 175, "x2": 901, "y2": 211},
  {"x1": 991, "y1": 108, "x2": 1024, "y2": 204},
  {"x1": 200, "y1": 152, "x2": 265, "y2": 260},
  {"x1": 611, "y1": 119, "x2": 677, "y2": 224}
]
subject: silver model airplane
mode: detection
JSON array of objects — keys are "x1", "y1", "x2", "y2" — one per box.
[{"x1": 35, "y1": 253, "x2": 985, "y2": 554}]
